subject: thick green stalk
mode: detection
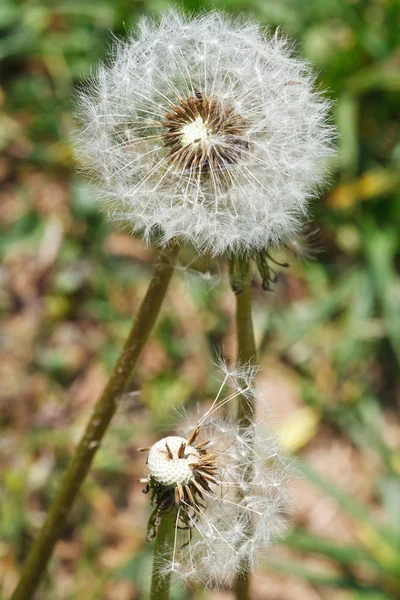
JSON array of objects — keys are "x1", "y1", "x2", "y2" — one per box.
[
  {"x1": 11, "y1": 243, "x2": 180, "y2": 600},
  {"x1": 150, "y1": 509, "x2": 177, "y2": 600},
  {"x1": 232, "y1": 257, "x2": 257, "y2": 600}
]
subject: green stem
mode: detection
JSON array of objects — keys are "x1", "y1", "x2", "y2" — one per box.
[
  {"x1": 150, "y1": 509, "x2": 177, "y2": 600},
  {"x1": 11, "y1": 243, "x2": 180, "y2": 600},
  {"x1": 232, "y1": 257, "x2": 257, "y2": 600},
  {"x1": 235, "y1": 573, "x2": 251, "y2": 600},
  {"x1": 234, "y1": 258, "x2": 257, "y2": 425}
]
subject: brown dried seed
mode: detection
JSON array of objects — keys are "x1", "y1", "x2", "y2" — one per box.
[
  {"x1": 187, "y1": 426, "x2": 200, "y2": 446},
  {"x1": 200, "y1": 467, "x2": 218, "y2": 477},
  {"x1": 174, "y1": 486, "x2": 180, "y2": 504},
  {"x1": 197, "y1": 475, "x2": 212, "y2": 491},
  {"x1": 178, "y1": 441, "x2": 186, "y2": 458},
  {"x1": 194, "y1": 440, "x2": 211, "y2": 449},
  {"x1": 200, "y1": 472, "x2": 218, "y2": 483},
  {"x1": 191, "y1": 477, "x2": 207, "y2": 497},
  {"x1": 185, "y1": 484, "x2": 195, "y2": 505},
  {"x1": 177, "y1": 483, "x2": 184, "y2": 502},
  {"x1": 165, "y1": 442, "x2": 174, "y2": 459}
]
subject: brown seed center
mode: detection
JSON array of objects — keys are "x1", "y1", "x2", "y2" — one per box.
[{"x1": 162, "y1": 90, "x2": 246, "y2": 173}]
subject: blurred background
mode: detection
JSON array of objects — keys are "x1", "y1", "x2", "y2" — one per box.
[{"x1": 1, "y1": 0, "x2": 400, "y2": 598}]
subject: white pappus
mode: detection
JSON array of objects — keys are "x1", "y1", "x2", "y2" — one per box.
[
  {"x1": 139, "y1": 364, "x2": 292, "y2": 588},
  {"x1": 75, "y1": 10, "x2": 335, "y2": 256}
]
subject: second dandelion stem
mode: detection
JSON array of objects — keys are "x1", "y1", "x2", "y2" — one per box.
[
  {"x1": 150, "y1": 509, "x2": 177, "y2": 600},
  {"x1": 234, "y1": 257, "x2": 257, "y2": 422},
  {"x1": 232, "y1": 257, "x2": 257, "y2": 600}
]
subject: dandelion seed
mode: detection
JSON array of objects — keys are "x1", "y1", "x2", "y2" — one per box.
[
  {"x1": 75, "y1": 10, "x2": 335, "y2": 256},
  {"x1": 140, "y1": 364, "x2": 292, "y2": 588}
]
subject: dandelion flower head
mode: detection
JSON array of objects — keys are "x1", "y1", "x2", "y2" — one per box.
[
  {"x1": 76, "y1": 10, "x2": 334, "y2": 255},
  {"x1": 139, "y1": 364, "x2": 292, "y2": 587}
]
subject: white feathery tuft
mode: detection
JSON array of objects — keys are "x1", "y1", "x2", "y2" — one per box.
[{"x1": 74, "y1": 10, "x2": 335, "y2": 256}]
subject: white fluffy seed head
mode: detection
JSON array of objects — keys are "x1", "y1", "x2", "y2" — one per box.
[
  {"x1": 75, "y1": 10, "x2": 335, "y2": 256},
  {"x1": 147, "y1": 436, "x2": 199, "y2": 486}
]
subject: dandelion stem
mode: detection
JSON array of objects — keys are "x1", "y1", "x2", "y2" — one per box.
[
  {"x1": 11, "y1": 243, "x2": 180, "y2": 600},
  {"x1": 234, "y1": 257, "x2": 257, "y2": 425},
  {"x1": 150, "y1": 509, "x2": 178, "y2": 600},
  {"x1": 232, "y1": 256, "x2": 257, "y2": 600}
]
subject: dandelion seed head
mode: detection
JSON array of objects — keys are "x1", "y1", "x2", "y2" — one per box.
[
  {"x1": 141, "y1": 362, "x2": 293, "y2": 588},
  {"x1": 75, "y1": 10, "x2": 335, "y2": 256}
]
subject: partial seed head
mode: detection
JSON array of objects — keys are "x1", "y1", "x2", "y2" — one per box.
[{"x1": 141, "y1": 363, "x2": 293, "y2": 588}]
